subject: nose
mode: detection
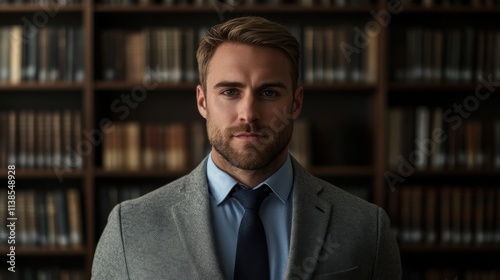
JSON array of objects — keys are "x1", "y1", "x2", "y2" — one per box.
[{"x1": 238, "y1": 93, "x2": 260, "y2": 124}]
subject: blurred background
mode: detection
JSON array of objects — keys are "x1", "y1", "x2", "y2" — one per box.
[{"x1": 0, "y1": 0, "x2": 500, "y2": 278}]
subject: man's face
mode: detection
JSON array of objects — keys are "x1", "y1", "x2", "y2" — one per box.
[{"x1": 196, "y1": 43, "x2": 303, "y2": 170}]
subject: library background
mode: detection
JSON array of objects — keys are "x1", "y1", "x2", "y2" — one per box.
[{"x1": 0, "y1": 0, "x2": 500, "y2": 278}]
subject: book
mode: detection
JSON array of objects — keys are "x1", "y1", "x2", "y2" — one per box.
[
  {"x1": 450, "y1": 187, "x2": 462, "y2": 244},
  {"x1": 36, "y1": 191, "x2": 48, "y2": 246},
  {"x1": 440, "y1": 186, "x2": 451, "y2": 244},
  {"x1": 289, "y1": 119, "x2": 312, "y2": 168},
  {"x1": 26, "y1": 111, "x2": 35, "y2": 168},
  {"x1": 0, "y1": 191, "x2": 7, "y2": 243},
  {"x1": 0, "y1": 27, "x2": 10, "y2": 82},
  {"x1": 0, "y1": 112, "x2": 6, "y2": 167},
  {"x1": 67, "y1": 188, "x2": 83, "y2": 246},
  {"x1": 410, "y1": 186, "x2": 423, "y2": 242},
  {"x1": 475, "y1": 187, "x2": 485, "y2": 244},
  {"x1": 430, "y1": 107, "x2": 445, "y2": 169},
  {"x1": 19, "y1": 111, "x2": 27, "y2": 167},
  {"x1": 7, "y1": 111, "x2": 16, "y2": 166},
  {"x1": 401, "y1": 187, "x2": 411, "y2": 243},
  {"x1": 303, "y1": 27, "x2": 314, "y2": 83},
  {"x1": 462, "y1": 188, "x2": 473, "y2": 244},
  {"x1": 46, "y1": 190, "x2": 57, "y2": 246},
  {"x1": 425, "y1": 188, "x2": 437, "y2": 244},
  {"x1": 124, "y1": 122, "x2": 141, "y2": 171},
  {"x1": 55, "y1": 189, "x2": 70, "y2": 247},
  {"x1": 9, "y1": 26, "x2": 22, "y2": 84},
  {"x1": 414, "y1": 106, "x2": 430, "y2": 170},
  {"x1": 387, "y1": 108, "x2": 403, "y2": 169},
  {"x1": 25, "y1": 190, "x2": 37, "y2": 245}
]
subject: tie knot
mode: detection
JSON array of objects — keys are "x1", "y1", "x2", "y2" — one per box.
[{"x1": 232, "y1": 185, "x2": 271, "y2": 210}]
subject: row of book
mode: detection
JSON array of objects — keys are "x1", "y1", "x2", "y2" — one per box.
[
  {"x1": 0, "y1": 110, "x2": 83, "y2": 169},
  {"x1": 0, "y1": 188, "x2": 83, "y2": 247},
  {"x1": 102, "y1": 119, "x2": 313, "y2": 171},
  {"x1": 102, "y1": 121, "x2": 209, "y2": 171},
  {"x1": 0, "y1": 26, "x2": 84, "y2": 84},
  {"x1": 392, "y1": 28, "x2": 500, "y2": 83},
  {"x1": 100, "y1": 24, "x2": 378, "y2": 84},
  {"x1": 97, "y1": 0, "x2": 372, "y2": 6},
  {"x1": 0, "y1": 0, "x2": 81, "y2": 3},
  {"x1": 387, "y1": 107, "x2": 500, "y2": 170},
  {"x1": 100, "y1": 27, "x2": 201, "y2": 83},
  {"x1": 302, "y1": 26, "x2": 377, "y2": 83},
  {"x1": 388, "y1": 186, "x2": 500, "y2": 245},
  {"x1": 0, "y1": 268, "x2": 85, "y2": 280}
]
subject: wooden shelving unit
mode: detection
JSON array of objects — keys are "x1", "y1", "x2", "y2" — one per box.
[{"x1": 1, "y1": 0, "x2": 500, "y2": 278}]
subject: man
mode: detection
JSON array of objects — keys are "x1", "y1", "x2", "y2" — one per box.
[{"x1": 92, "y1": 16, "x2": 402, "y2": 280}]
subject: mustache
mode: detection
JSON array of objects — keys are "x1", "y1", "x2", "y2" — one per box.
[{"x1": 227, "y1": 123, "x2": 266, "y2": 135}]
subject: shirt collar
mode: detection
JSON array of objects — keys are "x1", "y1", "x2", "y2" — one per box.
[{"x1": 206, "y1": 153, "x2": 293, "y2": 205}]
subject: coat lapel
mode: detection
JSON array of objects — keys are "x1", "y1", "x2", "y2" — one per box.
[
  {"x1": 170, "y1": 160, "x2": 225, "y2": 279},
  {"x1": 284, "y1": 159, "x2": 332, "y2": 280}
]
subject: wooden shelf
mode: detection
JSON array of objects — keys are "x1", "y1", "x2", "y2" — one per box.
[
  {"x1": 3, "y1": 169, "x2": 84, "y2": 179},
  {"x1": 388, "y1": 82, "x2": 488, "y2": 92},
  {"x1": 94, "y1": 168, "x2": 190, "y2": 178},
  {"x1": 302, "y1": 82, "x2": 377, "y2": 92},
  {"x1": 94, "y1": 4, "x2": 376, "y2": 13},
  {"x1": 95, "y1": 81, "x2": 196, "y2": 91},
  {"x1": 0, "y1": 4, "x2": 83, "y2": 12},
  {"x1": 0, "y1": 246, "x2": 87, "y2": 256},
  {"x1": 0, "y1": 83, "x2": 84, "y2": 91},
  {"x1": 386, "y1": 168, "x2": 500, "y2": 177},
  {"x1": 95, "y1": 81, "x2": 377, "y2": 92},
  {"x1": 308, "y1": 165, "x2": 373, "y2": 177},
  {"x1": 396, "y1": 5, "x2": 500, "y2": 14},
  {"x1": 399, "y1": 244, "x2": 500, "y2": 253}
]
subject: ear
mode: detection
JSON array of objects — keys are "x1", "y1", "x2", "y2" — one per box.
[
  {"x1": 292, "y1": 86, "x2": 304, "y2": 120},
  {"x1": 196, "y1": 84, "x2": 207, "y2": 119}
]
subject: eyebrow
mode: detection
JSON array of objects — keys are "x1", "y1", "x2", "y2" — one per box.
[{"x1": 213, "y1": 81, "x2": 288, "y2": 91}]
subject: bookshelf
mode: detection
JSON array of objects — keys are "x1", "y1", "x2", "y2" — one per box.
[{"x1": 0, "y1": 0, "x2": 499, "y2": 279}]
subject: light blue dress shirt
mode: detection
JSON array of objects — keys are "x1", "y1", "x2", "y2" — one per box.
[{"x1": 207, "y1": 153, "x2": 294, "y2": 280}]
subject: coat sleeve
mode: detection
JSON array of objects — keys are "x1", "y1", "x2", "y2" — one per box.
[
  {"x1": 92, "y1": 204, "x2": 130, "y2": 280},
  {"x1": 372, "y1": 207, "x2": 402, "y2": 280}
]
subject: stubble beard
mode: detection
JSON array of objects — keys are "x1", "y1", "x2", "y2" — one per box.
[{"x1": 206, "y1": 113, "x2": 294, "y2": 171}]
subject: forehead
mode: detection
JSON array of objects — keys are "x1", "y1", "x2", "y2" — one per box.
[{"x1": 206, "y1": 43, "x2": 293, "y2": 85}]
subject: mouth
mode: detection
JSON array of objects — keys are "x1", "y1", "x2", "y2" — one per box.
[{"x1": 233, "y1": 133, "x2": 265, "y2": 141}]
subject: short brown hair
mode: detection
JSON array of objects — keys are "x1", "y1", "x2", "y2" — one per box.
[{"x1": 196, "y1": 16, "x2": 301, "y2": 91}]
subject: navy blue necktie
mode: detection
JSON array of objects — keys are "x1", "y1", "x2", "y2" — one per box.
[{"x1": 232, "y1": 185, "x2": 272, "y2": 280}]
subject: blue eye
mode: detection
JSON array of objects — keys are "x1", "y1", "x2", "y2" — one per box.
[
  {"x1": 222, "y1": 89, "x2": 237, "y2": 96},
  {"x1": 262, "y1": 90, "x2": 277, "y2": 97}
]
